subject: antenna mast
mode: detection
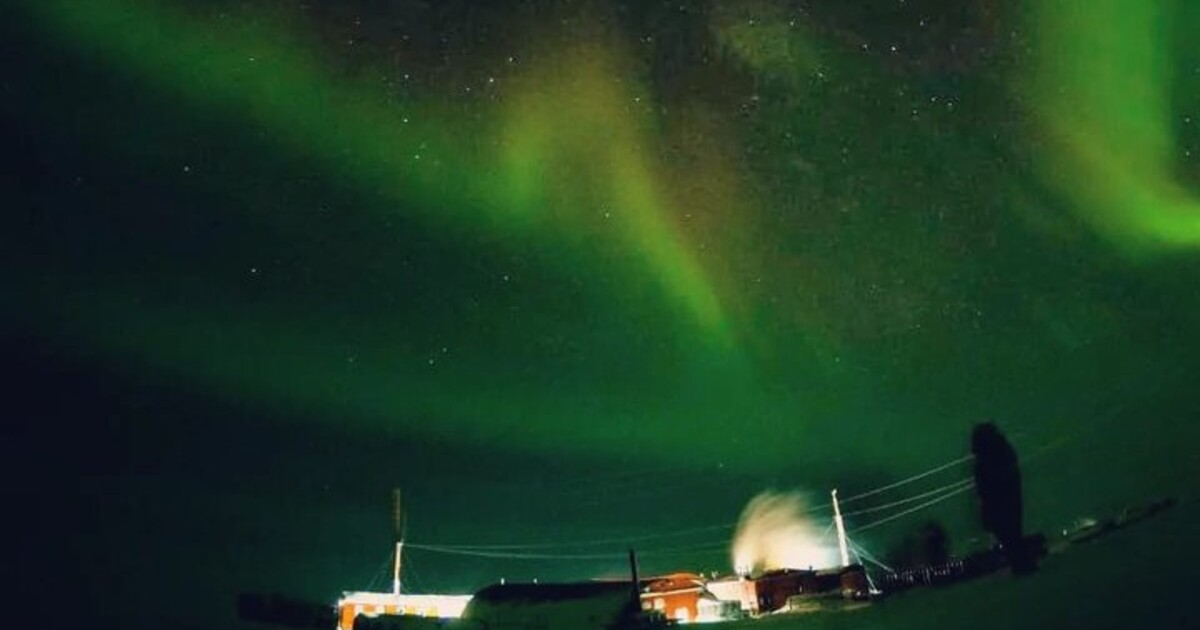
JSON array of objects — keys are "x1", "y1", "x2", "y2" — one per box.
[
  {"x1": 392, "y1": 488, "x2": 404, "y2": 595},
  {"x1": 832, "y1": 489, "x2": 851, "y2": 568}
]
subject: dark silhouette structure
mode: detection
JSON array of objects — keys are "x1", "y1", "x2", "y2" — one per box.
[
  {"x1": 878, "y1": 546, "x2": 1008, "y2": 594},
  {"x1": 971, "y1": 422, "x2": 1037, "y2": 574},
  {"x1": 888, "y1": 520, "x2": 950, "y2": 568}
]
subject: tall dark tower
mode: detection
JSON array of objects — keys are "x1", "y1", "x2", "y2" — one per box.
[
  {"x1": 971, "y1": 422, "x2": 1036, "y2": 574},
  {"x1": 628, "y1": 548, "x2": 641, "y2": 605}
]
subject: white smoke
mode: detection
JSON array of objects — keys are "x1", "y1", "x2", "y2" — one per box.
[{"x1": 731, "y1": 490, "x2": 839, "y2": 576}]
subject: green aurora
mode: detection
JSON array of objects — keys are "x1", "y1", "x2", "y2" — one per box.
[
  {"x1": 17, "y1": 0, "x2": 1197, "y2": 464},
  {"x1": 5, "y1": 0, "x2": 1200, "y2": 626},
  {"x1": 1027, "y1": 1, "x2": 1200, "y2": 250}
]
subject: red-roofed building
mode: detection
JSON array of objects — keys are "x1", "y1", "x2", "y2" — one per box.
[
  {"x1": 641, "y1": 573, "x2": 704, "y2": 623},
  {"x1": 640, "y1": 573, "x2": 740, "y2": 623}
]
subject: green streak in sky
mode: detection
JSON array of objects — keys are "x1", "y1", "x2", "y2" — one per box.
[
  {"x1": 23, "y1": 0, "x2": 1199, "y2": 473},
  {"x1": 30, "y1": 0, "x2": 731, "y2": 342},
  {"x1": 21, "y1": 0, "x2": 755, "y2": 462},
  {"x1": 711, "y1": 0, "x2": 823, "y2": 84},
  {"x1": 498, "y1": 44, "x2": 728, "y2": 338},
  {"x1": 32, "y1": 0, "x2": 459, "y2": 206},
  {"x1": 1026, "y1": 0, "x2": 1200, "y2": 251}
]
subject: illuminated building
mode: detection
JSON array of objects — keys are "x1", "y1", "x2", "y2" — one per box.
[
  {"x1": 335, "y1": 592, "x2": 472, "y2": 630},
  {"x1": 639, "y1": 572, "x2": 739, "y2": 623}
]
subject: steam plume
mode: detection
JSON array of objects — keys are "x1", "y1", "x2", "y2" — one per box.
[{"x1": 731, "y1": 491, "x2": 838, "y2": 576}]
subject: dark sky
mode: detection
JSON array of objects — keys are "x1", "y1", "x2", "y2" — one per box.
[{"x1": 5, "y1": 1, "x2": 1199, "y2": 628}]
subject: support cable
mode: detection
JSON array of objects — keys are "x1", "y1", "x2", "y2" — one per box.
[
  {"x1": 838, "y1": 455, "x2": 974, "y2": 505},
  {"x1": 841, "y1": 478, "x2": 974, "y2": 517},
  {"x1": 847, "y1": 537, "x2": 895, "y2": 573},
  {"x1": 414, "y1": 454, "x2": 974, "y2": 552},
  {"x1": 850, "y1": 483, "x2": 975, "y2": 533}
]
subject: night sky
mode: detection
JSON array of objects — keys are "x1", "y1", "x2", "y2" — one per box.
[{"x1": 5, "y1": 1, "x2": 1199, "y2": 628}]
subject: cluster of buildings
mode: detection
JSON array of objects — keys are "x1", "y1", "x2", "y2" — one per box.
[
  {"x1": 707, "y1": 565, "x2": 871, "y2": 616},
  {"x1": 334, "y1": 489, "x2": 876, "y2": 629},
  {"x1": 337, "y1": 563, "x2": 871, "y2": 629}
]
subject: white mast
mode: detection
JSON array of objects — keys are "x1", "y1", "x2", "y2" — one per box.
[
  {"x1": 832, "y1": 489, "x2": 850, "y2": 568},
  {"x1": 392, "y1": 488, "x2": 404, "y2": 595},
  {"x1": 392, "y1": 540, "x2": 404, "y2": 595}
]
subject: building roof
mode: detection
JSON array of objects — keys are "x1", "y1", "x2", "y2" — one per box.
[
  {"x1": 339, "y1": 591, "x2": 473, "y2": 606},
  {"x1": 643, "y1": 572, "x2": 705, "y2": 594},
  {"x1": 757, "y1": 564, "x2": 865, "y2": 579}
]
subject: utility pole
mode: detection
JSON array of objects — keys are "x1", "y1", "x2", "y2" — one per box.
[
  {"x1": 832, "y1": 489, "x2": 850, "y2": 568},
  {"x1": 392, "y1": 488, "x2": 404, "y2": 595},
  {"x1": 628, "y1": 548, "x2": 641, "y2": 606}
]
